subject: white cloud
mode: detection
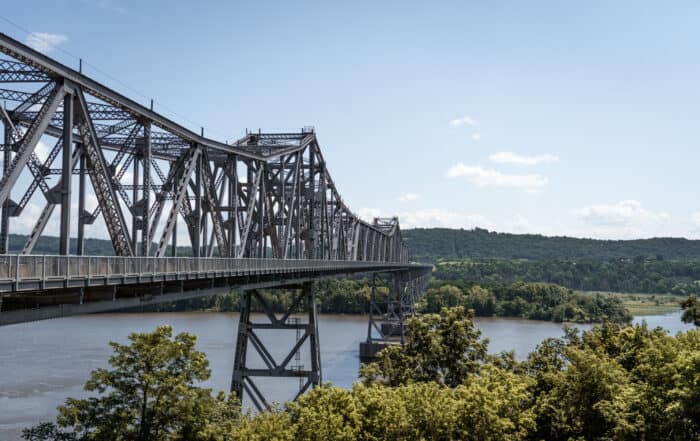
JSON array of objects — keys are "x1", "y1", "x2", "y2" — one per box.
[
  {"x1": 25, "y1": 32, "x2": 68, "y2": 54},
  {"x1": 358, "y1": 207, "x2": 382, "y2": 222},
  {"x1": 80, "y1": 0, "x2": 127, "y2": 13},
  {"x1": 574, "y1": 200, "x2": 671, "y2": 239},
  {"x1": 357, "y1": 208, "x2": 540, "y2": 235},
  {"x1": 692, "y1": 212, "x2": 700, "y2": 228},
  {"x1": 508, "y1": 215, "x2": 532, "y2": 233},
  {"x1": 446, "y1": 163, "x2": 548, "y2": 191},
  {"x1": 448, "y1": 116, "x2": 478, "y2": 127},
  {"x1": 34, "y1": 140, "x2": 51, "y2": 162},
  {"x1": 360, "y1": 207, "x2": 490, "y2": 230},
  {"x1": 575, "y1": 200, "x2": 668, "y2": 227},
  {"x1": 471, "y1": 132, "x2": 481, "y2": 141},
  {"x1": 398, "y1": 193, "x2": 420, "y2": 202},
  {"x1": 399, "y1": 209, "x2": 490, "y2": 229},
  {"x1": 489, "y1": 151, "x2": 559, "y2": 166}
]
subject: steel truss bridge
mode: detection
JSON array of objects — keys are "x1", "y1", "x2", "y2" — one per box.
[{"x1": 0, "y1": 32, "x2": 431, "y2": 409}]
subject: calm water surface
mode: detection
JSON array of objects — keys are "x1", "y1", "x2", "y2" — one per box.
[{"x1": 0, "y1": 310, "x2": 693, "y2": 439}]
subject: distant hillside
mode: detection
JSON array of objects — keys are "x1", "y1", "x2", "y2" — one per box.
[
  {"x1": 403, "y1": 228, "x2": 700, "y2": 262},
  {"x1": 9, "y1": 229, "x2": 700, "y2": 262}
]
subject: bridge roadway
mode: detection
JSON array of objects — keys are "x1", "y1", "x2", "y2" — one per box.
[{"x1": 0, "y1": 254, "x2": 428, "y2": 326}]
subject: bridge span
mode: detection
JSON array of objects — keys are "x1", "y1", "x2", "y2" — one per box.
[{"x1": 0, "y1": 32, "x2": 431, "y2": 408}]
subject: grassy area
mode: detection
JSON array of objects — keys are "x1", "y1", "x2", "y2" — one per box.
[{"x1": 578, "y1": 291, "x2": 685, "y2": 316}]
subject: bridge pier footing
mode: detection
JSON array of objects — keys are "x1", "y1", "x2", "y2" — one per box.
[{"x1": 231, "y1": 282, "x2": 322, "y2": 411}]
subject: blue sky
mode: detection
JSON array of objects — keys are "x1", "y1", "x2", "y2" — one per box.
[{"x1": 3, "y1": 0, "x2": 700, "y2": 239}]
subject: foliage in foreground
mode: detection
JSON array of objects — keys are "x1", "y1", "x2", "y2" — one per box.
[
  {"x1": 682, "y1": 296, "x2": 700, "y2": 326},
  {"x1": 24, "y1": 325, "x2": 239, "y2": 441},
  {"x1": 26, "y1": 308, "x2": 700, "y2": 441}
]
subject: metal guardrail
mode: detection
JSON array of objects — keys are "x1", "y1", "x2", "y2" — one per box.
[{"x1": 0, "y1": 255, "x2": 409, "y2": 290}]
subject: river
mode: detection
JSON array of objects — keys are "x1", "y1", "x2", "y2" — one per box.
[{"x1": 0, "y1": 310, "x2": 693, "y2": 439}]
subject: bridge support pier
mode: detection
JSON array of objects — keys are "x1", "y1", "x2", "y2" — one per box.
[
  {"x1": 360, "y1": 270, "x2": 432, "y2": 362},
  {"x1": 231, "y1": 281, "x2": 321, "y2": 411}
]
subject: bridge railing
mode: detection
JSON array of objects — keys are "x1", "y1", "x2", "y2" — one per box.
[{"x1": 0, "y1": 255, "x2": 407, "y2": 284}]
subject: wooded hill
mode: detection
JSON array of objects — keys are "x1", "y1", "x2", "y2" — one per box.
[
  {"x1": 403, "y1": 228, "x2": 700, "y2": 262},
  {"x1": 9, "y1": 228, "x2": 700, "y2": 262}
]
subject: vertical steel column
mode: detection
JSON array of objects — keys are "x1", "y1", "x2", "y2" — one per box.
[
  {"x1": 296, "y1": 155, "x2": 302, "y2": 259},
  {"x1": 77, "y1": 150, "x2": 85, "y2": 255},
  {"x1": 141, "y1": 123, "x2": 151, "y2": 256},
  {"x1": 228, "y1": 156, "x2": 237, "y2": 257},
  {"x1": 171, "y1": 219, "x2": 177, "y2": 257},
  {"x1": 306, "y1": 282, "x2": 322, "y2": 385},
  {"x1": 366, "y1": 273, "x2": 381, "y2": 341},
  {"x1": 258, "y1": 167, "x2": 264, "y2": 258},
  {"x1": 0, "y1": 123, "x2": 11, "y2": 254},
  {"x1": 307, "y1": 145, "x2": 315, "y2": 259},
  {"x1": 395, "y1": 273, "x2": 406, "y2": 344},
  {"x1": 231, "y1": 287, "x2": 251, "y2": 401},
  {"x1": 131, "y1": 147, "x2": 140, "y2": 254},
  {"x1": 193, "y1": 151, "x2": 201, "y2": 257},
  {"x1": 59, "y1": 92, "x2": 73, "y2": 255}
]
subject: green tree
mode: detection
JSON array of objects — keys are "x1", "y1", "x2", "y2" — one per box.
[
  {"x1": 360, "y1": 307, "x2": 488, "y2": 387},
  {"x1": 25, "y1": 325, "x2": 239, "y2": 441},
  {"x1": 681, "y1": 296, "x2": 700, "y2": 326}
]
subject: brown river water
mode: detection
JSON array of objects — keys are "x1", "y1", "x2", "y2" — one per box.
[{"x1": 0, "y1": 311, "x2": 693, "y2": 440}]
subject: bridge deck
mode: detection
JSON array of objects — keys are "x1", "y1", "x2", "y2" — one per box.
[
  {"x1": 0, "y1": 254, "x2": 417, "y2": 293},
  {"x1": 0, "y1": 255, "x2": 429, "y2": 326}
]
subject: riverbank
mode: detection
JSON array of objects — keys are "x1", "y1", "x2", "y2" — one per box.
[
  {"x1": 577, "y1": 290, "x2": 685, "y2": 315},
  {"x1": 136, "y1": 279, "x2": 633, "y2": 325}
]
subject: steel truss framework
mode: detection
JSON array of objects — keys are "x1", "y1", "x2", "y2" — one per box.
[
  {"x1": 0, "y1": 32, "x2": 409, "y2": 264},
  {"x1": 0, "y1": 32, "x2": 429, "y2": 407}
]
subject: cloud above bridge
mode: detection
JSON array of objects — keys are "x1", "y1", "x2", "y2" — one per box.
[
  {"x1": 398, "y1": 193, "x2": 420, "y2": 202},
  {"x1": 446, "y1": 163, "x2": 548, "y2": 192},
  {"x1": 448, "y1": 116, "x2": 478, "y2": 127},
  {"x1": 25, "y1": 32, "x2": 68, "y2": 54},
  {"x1": 489, "y1": 151, "x2": 559, "y2": 166}
]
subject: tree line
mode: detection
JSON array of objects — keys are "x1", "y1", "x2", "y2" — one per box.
[
  {"x1": 137, "y1": 278, "x2": 630, "y2": 324},
  {"x1": 420, "y1": 282, "x2": 631, "y2": 323},
  {"x1": 434, "y1": 257, "x2": 700, "y2": 295}
]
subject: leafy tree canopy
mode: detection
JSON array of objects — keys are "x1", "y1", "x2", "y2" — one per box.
[{"x1": 24, "y1": 325, "x2": 239, "y2": 441}]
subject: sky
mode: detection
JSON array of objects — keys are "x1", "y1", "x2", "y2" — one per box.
[{"x1": 2, "y1": 0, "x2": 700, "y2": 240}]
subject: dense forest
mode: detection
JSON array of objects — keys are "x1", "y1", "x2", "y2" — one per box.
[
  {"x1": 28, "y1": 309, "x2": 700, "y2": 441},
  {"x1": 403, "y1": 227, "x2": 700, "y2": 262},
  {"x1": 434, "y1": 258, "x2": 700, "y2": 295}
]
